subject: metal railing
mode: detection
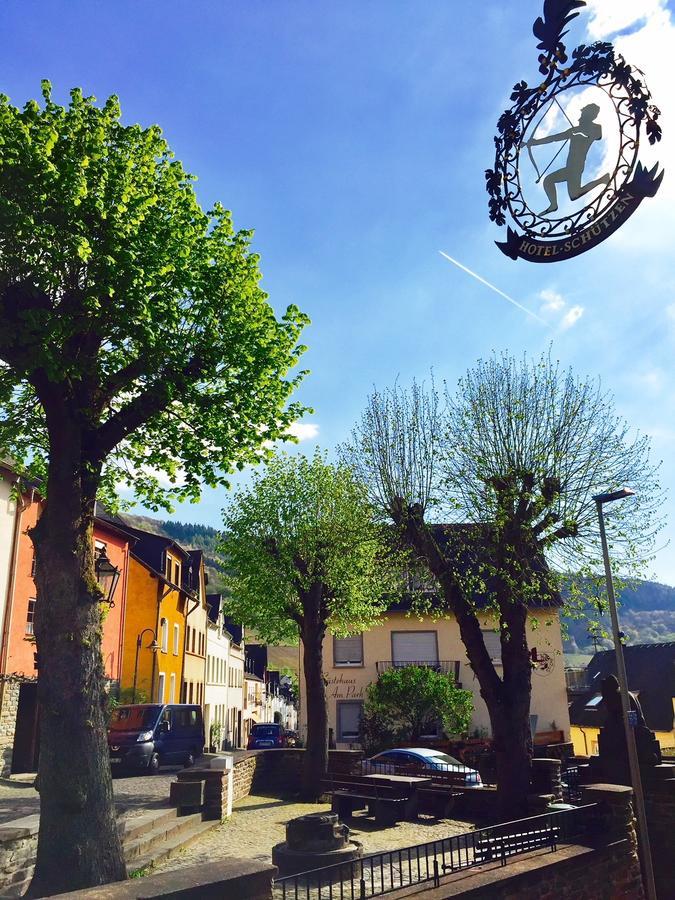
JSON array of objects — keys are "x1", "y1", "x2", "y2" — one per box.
[
  {"x1": 375, "y1": 660, "x2": 461, "y2": 680},
  {"x1": 561, "y1": 764, "x2": 582, "y2": 803},
  {"x1": 274, "y1": 803, "x2": 598, "y2": 899}
]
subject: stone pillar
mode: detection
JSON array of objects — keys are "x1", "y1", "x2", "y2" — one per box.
[
  {"x1": 0, "y1": 680, "x2": 20, "y2": 778},
  {"x1": 210, "y1": 755, "x2": 234, "y2": 817},
  {"x1": 176, "y1": 767, "x2": 228, "y2": 821},
  {"x1": 580, "y1": 783, "x2": 638, "y2": 847},
  {"x1": 530, "y1": 758, "x2": 562, "y2": 801}
]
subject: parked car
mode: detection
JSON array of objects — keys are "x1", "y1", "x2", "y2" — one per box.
[
  {"x1": 361, "y1": 747, "x2": 483, "y2": 787},
  {"x1": 107, "y1": 704, "x2": 204, "y2": 774},
  {"x1": 247, "y1": 722, "x2": 287, "y2": 749}
]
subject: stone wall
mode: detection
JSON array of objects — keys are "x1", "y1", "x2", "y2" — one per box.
[
  {"x1": 0, "y1": 680, "x2": 20, "y2": 778},
  {"x1": 644, "y1": 764, "x2": 675, "y2": 898},
  {"x1": 0, "y1": 815, "x2": 38, "y2": 896},
  {"x1": 46, "y1": 858, "x2": 276, "y2": 899},
  {"x1": 231, "y1": 749, "x2": 363, "y2": 803}
]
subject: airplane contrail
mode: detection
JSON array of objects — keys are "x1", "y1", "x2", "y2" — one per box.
[{"x1": 439, "y1": 250, "x2": 546, "y2": 324}]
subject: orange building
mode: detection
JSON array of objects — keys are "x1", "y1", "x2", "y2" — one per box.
[{"x1": 0, "y1": 495, "x2": 133, "y2": 773}]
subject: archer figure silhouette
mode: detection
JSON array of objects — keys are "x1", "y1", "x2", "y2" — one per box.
[{"x1": 526, "y1": 103, "x2": 610, "y2": 214}]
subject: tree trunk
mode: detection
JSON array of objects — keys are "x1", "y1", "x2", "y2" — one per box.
[
  {"x1": 392, "y1": 500, "x2": 534, "y2": 820},
  {"x1": 300, "y1": 587, "x2": 328, "y2": 800},
  {"x1": 27, "y1": 422, "x2": 126, "y2": 896}
]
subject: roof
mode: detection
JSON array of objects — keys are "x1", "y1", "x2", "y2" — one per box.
[
  {"x1": 568, "y1": 642, "x2": 675, "y2": 732},
  {"x1": 223, "y1": 617, "x2": 243, "y2": 645},
  {"x1": 206, "y1": 593, "x2": 222, "y2": 625},
  {"x1": 124, "y1": 524, "x2": 191, "y2": 573},
  {"x1": 388, "y1": 523, "x2": 562, "y2": 613},
  {"x1": 245, "y1": 644, "x2": 268, "y2": 679}
]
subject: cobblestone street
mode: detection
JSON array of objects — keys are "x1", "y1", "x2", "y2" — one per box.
[{"x1": 152, "y1": 793, "x2": 475, "y2": 874}]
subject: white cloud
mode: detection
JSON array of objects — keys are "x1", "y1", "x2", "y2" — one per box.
[
  {"x1": 632, "y1": 369, "x2": 665, "y2": 393},
  {"x1": 539, "y1": 289, "x2": 565, "y2": 313},
  {"x1": 286, "y1": 422, "x2": 320, "y2": 441},
  {"x1": 537, "y1": 289, "x2": 585, "y2": 331},
  {"x1": 582, "y1": 1, "x2": 675, "y2": 250},
  {"x1": 560, "y1": 306, "x2": 585, "y2": 330},
  {"x1": 585, "y1": 0, "x2": 666, "y2": 39},
  {"x1": 666, "y1": 303, "x2": 675, "y2": 322}
]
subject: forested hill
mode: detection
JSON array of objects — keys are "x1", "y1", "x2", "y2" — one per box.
[
  {"x1": 119, "y1": 513, "x2": 675, "y2": 650},
  {"x1": 121, "y1": 514, "x2": 227, "y2": 592},
  {"x1": 561, "y1": 579, "x2": 675, "y2": 654}
]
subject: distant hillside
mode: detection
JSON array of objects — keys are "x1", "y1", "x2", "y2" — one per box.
[
  {"x1": 120, "y1": 513, "x2": 675, "y2": 653},
  {"x1": 561, "y1": 579, "x2": 675, "y2": 654},
  {"x1": 122, "y1": 513, "x2": 227, "y2": 593}
]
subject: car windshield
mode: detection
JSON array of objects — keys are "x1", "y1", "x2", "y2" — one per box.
[
  {"x1": 252, "y1": 726, "x2": 279, "y2": 737},
  {"x1": 427, "y1": 752, "x2": 464, "y2": 768},
  {"x1": 109, "y1": 706, "x2": 160, "y2": 731}
]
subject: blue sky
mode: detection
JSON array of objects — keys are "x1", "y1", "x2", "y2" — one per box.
[{"x1": 3, "y1": 1, "x2": 675, "y2": 584}]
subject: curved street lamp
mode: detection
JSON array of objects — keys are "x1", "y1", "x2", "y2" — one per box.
[{"x1": 132, "y1": 628, "x2": 160, "y2": 703}]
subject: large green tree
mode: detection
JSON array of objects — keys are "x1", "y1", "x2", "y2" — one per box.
[
  {"x1": 343, "y1": 353, "x2": 661, "y2": 817},
  {"x1": 220, "y1": 451, "x2": 398, "y2": 798},
  {"x1": 0, "y1": 83, "x2": 308, "y2": 895}
]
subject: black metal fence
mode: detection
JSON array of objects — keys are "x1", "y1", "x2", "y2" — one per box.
[
  {"x1": 561, "y1": 764, "x2": 581, "y2": 803},
  {"x1": 273, "y1": 803, "x2": 598, "y2": 899}
]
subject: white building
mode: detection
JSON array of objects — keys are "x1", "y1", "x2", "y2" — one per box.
[
  {"x1": 204, "y1": 593, "x2": 230, "y2": 751},
  {"x1": 223, "y1": 616, "x2": 245, "y2": 749}
]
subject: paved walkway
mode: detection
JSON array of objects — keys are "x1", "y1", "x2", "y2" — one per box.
[
  {"x1": 152, "y1": 793, "x2": 475, "y2": 874},
  {"x1": 0, "y1": 769, "x2": 181, "y2": 824}
]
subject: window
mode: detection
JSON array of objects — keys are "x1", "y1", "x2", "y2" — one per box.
[
  {"x1": 166, "y1": 555, "x2": 172, "y2": 578},
  {"x1": 337, "y1": 701, "x2": 363, "y2": 743},
  {"x1": 160, "y1": 618, "x2": 169, "y2": 653},
  {"x1": 26, "y1": 599, "x2": 36, "y2": 635},
  {"x1": 157, "y1": 672, "x2": 166, "y2": 703},
  {"x1": 391, "y1": 631, "x2": 438, "y2": 665},
  {"x1": 174, "y1": 561, "x2": 180, "y2": 585},
  {"x1": 169, "y1": 673, "x2": 176, "y2": 703},
  {"x1": 191, "y1": 630, "x2": 196, "y2": 653},
  {"x1": 334, "y1": 635, "x2": 363, "y2": 667},
  {"x1": 173, "y1": 624, "x2": 180, "y2": 655},
  {"x1": 481, "y1": 630, "x2": 502, "y2": 663}
]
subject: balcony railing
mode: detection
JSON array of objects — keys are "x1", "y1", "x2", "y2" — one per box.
[{"x1": 376, "y1": 660, "x2": 462, "y2": 682}]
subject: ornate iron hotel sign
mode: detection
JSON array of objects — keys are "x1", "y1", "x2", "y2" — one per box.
[{"x1": 486, "y1": 0, "x2": 664, "y2": 262}]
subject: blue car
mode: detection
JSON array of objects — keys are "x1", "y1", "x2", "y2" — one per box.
[
  {"x1": 108, "y1": 704, "x2": 204, "y2": 774},
  {"x1": 361, "y1": 747, "x2": 482, "y2": 787}
]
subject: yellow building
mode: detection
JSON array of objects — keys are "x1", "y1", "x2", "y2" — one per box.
[
  {"x1": 568, "y1": 643, "x2": 675, "y2": 756},
  {"x1": 121, "y1": 529, "x2": 192, "y2": 705},
  {"x1": 181, "y1": 550, "x2": 208, "y2": 707},
  {"x1": 300, "y1": 601, "x2": 570, "y2": 748}
]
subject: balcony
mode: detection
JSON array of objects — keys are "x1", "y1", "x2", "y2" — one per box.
[{"x1": 376, "y1": 660, "x2": 462, "y2": 683}]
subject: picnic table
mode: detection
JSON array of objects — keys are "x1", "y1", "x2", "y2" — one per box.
[{"x1": 322, "y1": 772, "x2": 434, "y2": 826}]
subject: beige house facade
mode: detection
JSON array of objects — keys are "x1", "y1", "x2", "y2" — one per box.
[{"x1": 299, "y1": 606, "x2": 570, "y2": 749}]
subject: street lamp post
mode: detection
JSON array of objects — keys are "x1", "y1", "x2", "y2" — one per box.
[
  {"x1": 132, "y1": 628, "x2": 160, "y2": 703},
  {"x1": 594, "y1": 488, "x2": 657, "y2": 900}
]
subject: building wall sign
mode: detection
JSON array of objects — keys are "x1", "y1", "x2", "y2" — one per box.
[{"x1": 486, "y1": 0, "x2": 663, "y2": 263}]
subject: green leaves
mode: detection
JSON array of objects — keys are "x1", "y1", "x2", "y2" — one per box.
[
  {"x1": 220, "y1": 450, "x2": 401, "y2": 643},
  {"x1": 363, "y1": 665, "x2": 473, "y2": 745},
  {"x1": 0, "y1": 83, "x2": 309, "y2": 509}
]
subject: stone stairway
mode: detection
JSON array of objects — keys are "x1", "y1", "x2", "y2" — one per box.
[{"x1": 0, "y1": 807, "x2": 218, "y2": 897}]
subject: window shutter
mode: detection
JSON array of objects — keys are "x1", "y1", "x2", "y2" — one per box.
[
  {"x1": 481, "y1": 630, "x2": 502, "y2": 662},
  {"x1": 338, "y1": 702, "x2": 363, "y2": 741},
  {"x1": 391, "y1": 631, "x2": 438, "y2": 664},
  {"x1": 334, "y1": 635, "x2": 363, "y2": 665}
]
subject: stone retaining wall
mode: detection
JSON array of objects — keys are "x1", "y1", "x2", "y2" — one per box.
[{"x1": 0, "y1": 681, "x2": 20, "y2": 778}]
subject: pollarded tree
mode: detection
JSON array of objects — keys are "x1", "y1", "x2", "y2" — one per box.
[
  {"x1": 0, "y1": 83, "x2": 308, "y2": 895},
  {"x1": 220, "y1": 451, "x2": 399, "y2": 798},
  {"x1": 343, "y1": 353, "x2": 661, "y2": 817}
]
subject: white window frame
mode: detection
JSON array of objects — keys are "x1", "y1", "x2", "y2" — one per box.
[
  {"x1": 169, "y1": 672, "x2": 176, "y2": 703},
  {"x1": 173, "y1": 623, "x2": 180, "y2": 655},
  {"x1": 333, "y1": 634, "x2": 364, "y2": 667},
  {"x1": 157, "y1": 672, "x2": 166, "y2": 703},
  {"x1": 160, "y1": 618, "x2": 169, "y2": 653},
  {"x1": 481, "y1": 629, "x2": 502, "y2": 664}
]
